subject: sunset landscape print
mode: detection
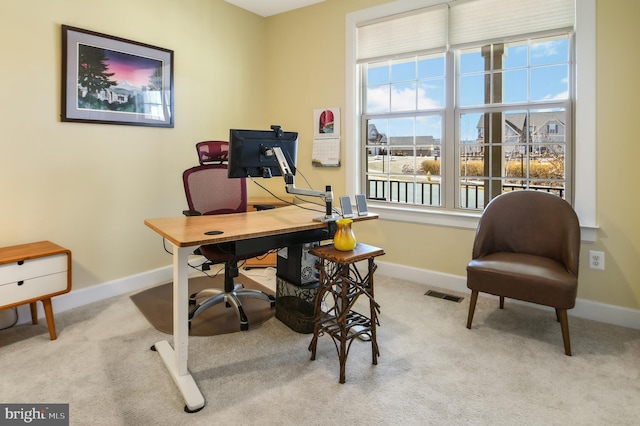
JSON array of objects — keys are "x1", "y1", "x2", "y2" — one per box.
[
  {"x1": 62, "y1": 25, "x2": 174, "y2": 126},
  {"x1": 104, "y1": 49, "x2": 161, "y2": 90},
  {"x1": 76, "y1": 44, "x2": 164, "y2": 114}
]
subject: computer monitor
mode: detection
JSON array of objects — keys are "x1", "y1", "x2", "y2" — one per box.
[
  {"x1": 229, "y1": 125, "x2": 337, "y2": 222},
  {"x1": 227, "y1": 127, "x2": 298, "y2": 179}
]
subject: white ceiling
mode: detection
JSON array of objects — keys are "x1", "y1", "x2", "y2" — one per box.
[{"x1": 224, "y1": 0, "x2": 326, "y2": 17}]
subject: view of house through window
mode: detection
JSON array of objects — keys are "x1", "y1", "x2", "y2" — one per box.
[{"x1": 361, "y1": 12, "x2": 573, "y2": 211}]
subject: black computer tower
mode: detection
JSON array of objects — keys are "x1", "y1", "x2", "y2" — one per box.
[{"x1": 276, "y1": 242, "x2": 319, "y2": 285}]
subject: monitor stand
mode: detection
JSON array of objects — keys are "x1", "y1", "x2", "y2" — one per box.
[{"x1": 271, "y1": 146, "x2": 339, "y2": 223}]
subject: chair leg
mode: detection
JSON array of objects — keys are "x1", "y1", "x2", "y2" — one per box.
[
  {"x1": 226, "y1": 293, "x2": 249, "y2": 331},
  {"x1": 499, "y1": 296, "x2": 505, "y2": 309},
  {"x1": 466, "y1": 290, "x2": 478, "y2": 329},
  {"x1": 556, "y1": 308, "x2": 572, "y2": 356}
]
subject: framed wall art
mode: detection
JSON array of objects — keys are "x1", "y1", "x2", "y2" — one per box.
[{"x1": 61, "y1": 25, "x2": 174, "y2": 127}]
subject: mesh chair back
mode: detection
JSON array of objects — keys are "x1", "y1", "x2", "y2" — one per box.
[
  {"x1": 196, "y1": 140, "x2": 229, "y2": 164},
  {"x1": 183, "y1": 141, "x2": 247, "y2": 215}
]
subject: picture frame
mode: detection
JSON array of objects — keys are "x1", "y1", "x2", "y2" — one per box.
[{"x1": 61, "y1": 25, "x2": 174, "y2": 127}]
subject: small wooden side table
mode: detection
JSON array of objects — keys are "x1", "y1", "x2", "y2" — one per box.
[
  {"x1": 0, "y1": 241, "x2": 72, "y2": 340},
  {"x1": 308, "y1": 243, "x2": 385, "y2": 383}
]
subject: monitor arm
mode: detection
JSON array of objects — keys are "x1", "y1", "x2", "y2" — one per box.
[{"x1": 271, "y1": 146, "x2": 338, "y2": 222}]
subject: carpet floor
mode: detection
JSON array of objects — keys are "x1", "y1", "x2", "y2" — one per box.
[{"x1": 1, "y1": 269, "x2": 640, "y2": 425}]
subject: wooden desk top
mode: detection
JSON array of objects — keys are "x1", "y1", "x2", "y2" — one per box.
[{"x1": 145, "y1": 203, "x2": 378, "y2": 248}]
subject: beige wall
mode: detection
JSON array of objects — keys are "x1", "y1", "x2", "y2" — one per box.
[
  {"x1": 591, "y1": 0, "x2": 640, "y2": 307},
  {"x1": 264, "y1": 0, "x2": 640, "y2": 310},
  {"x1": 1, "y1": 0, "x2": 639, "y2": 311},
  {"x1": 0, "y1": 0, "x2": 266, "y2": 289}
]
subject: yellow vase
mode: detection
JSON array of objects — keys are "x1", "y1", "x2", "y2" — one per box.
[{"x1": 333, "y1": 218, "x2": 357, "y2": 251}]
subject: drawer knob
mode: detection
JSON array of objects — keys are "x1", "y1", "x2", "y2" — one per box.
[
  {"x1": 18, "y1": 260, "x2": 24, "y2": 265},
  {"x1": 17, "y1": 280, "x2": 24, "y2": 286}
]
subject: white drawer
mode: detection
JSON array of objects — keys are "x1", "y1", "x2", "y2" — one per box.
[
  {"x1": 0, "y1": 254, "x2": 67, "y2": 286},
  {"x1": 0, "y1": 271, "x2": 68, "y2": 306}
]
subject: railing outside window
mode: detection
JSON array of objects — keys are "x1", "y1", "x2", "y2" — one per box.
[{"x1": 367, "y1": 177, "x2": 564, "y2": 210}]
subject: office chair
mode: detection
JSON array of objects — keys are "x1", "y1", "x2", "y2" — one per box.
[
  {"x1": 466, "y1": 190, "x2": 580, "y2": 355},
  {"x1": 183, "y1": 141, "x2": 275, "y2": 331}
]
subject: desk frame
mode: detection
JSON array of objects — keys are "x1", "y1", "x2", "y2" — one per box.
[{"x1": 144, "y1": 204, "x2": 377, "y2": 412}]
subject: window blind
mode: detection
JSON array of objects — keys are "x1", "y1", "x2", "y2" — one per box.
[
  {"x1": 357, "y1": 4, "x2": 447, "y2": 62},
  {"x1": 449, "y1": 0, "x2": 575, "y2": 48},
  {"x1": 357, "y1": 0, "x2": 574, "y2": 61}
]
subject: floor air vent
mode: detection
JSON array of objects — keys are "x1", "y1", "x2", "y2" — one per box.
[{"x1": 425, "y1": 290, "x2": 464, "y2": 303}]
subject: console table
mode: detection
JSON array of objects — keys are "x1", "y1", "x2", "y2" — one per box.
[{"x1": 0, "y1": 241, "x2": 72, "y2": 340}]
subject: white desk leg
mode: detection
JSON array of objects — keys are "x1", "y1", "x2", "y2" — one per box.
[{"x1": 153, "y1": 244, "x2": 205, "y2": 412}]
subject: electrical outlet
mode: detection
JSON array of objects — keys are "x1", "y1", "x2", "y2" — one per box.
[{"x1": 589, "y1": 250, "x2": 605, "y2": 270}]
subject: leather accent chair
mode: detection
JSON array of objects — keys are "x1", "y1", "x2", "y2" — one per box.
[{"x1": 465, "y1": 190, "x2": 580, "y2": 355}]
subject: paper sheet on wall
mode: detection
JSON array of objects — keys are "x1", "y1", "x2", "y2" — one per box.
[
  {"x1": 312, "y1": 107, "x2": 341, "y2": 167},
  {"x1": 312, "y1": 137, "x2": 341, "y2": 167}
]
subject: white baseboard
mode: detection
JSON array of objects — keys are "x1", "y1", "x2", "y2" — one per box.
[
  {"x1": 376, "y1": 260, "x2": 640, "y2": 330},
  {"x1": 15, "y1": 266, "x2": 173, "y2": 326},
  {"x1": 15, "y1": 261, "x2": 640, "y2": 331}
]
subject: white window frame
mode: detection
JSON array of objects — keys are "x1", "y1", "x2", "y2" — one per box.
[{"x1": 345, "y1": 0, "x2": 597, "y2": 241}]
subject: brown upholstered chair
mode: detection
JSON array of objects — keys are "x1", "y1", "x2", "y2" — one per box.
[{"x1": 466, "y1": 190, "x2": 580, "y2": 355}]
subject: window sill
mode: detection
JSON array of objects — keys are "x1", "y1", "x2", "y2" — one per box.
[
  {"x1": 368, "y1": 202, "x2": 481, "y2": 230},
  {"x1": 368, "y1": 202, "x2": 598, "y2": 242}
]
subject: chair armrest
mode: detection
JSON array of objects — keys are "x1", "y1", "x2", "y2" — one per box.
[{"x1": 182, "y1": 209, "x2": 202, "y2": 216}]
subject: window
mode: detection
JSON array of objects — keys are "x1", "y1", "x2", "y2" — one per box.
[
  {"x1": 456, "y1": 37, "x2": 571, "y2": 209},
  {"x1": 358, "y1": 0, "x2": 574, "y2": 212},
  {"x1": 347, "y1": 0, "x2": 596, "y2": 239},
  {"x1": 364, "y1": 53, "x2": 445, "y2": 206}
]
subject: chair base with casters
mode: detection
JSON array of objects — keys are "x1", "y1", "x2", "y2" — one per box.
[{"x1": 188, "y1": 247, "x2": 276, "y2": 331}]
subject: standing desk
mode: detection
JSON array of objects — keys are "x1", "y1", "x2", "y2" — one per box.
[{"x1": 144, "y1": 203, "x2": 377, "y2": 412}]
